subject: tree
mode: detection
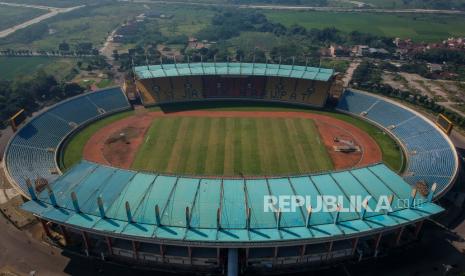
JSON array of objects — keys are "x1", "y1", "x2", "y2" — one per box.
[{"x1": 59, "y1": 41, "x2": 70, "y2": 52}]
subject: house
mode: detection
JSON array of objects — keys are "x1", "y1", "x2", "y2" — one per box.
[
  {"x1": 428, "y1": 63, "x2": 443, "y2": 73},
  {"x1": 353, "y1": 45, "x2": 369, "y2": 57}
]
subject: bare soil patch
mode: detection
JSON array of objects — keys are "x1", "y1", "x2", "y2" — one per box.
[{"x1": 83, "y1": 110, "x2": 382, "y2": 172}]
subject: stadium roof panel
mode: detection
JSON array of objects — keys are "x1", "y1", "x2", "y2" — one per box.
[
  {"x1": 134, "y1": 62, "x2": 335, "y2": 82},
  {"x1": 23, "y1": 161, "x2": 443, "y2": 244}
]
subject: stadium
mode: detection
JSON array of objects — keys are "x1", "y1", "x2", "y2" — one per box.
[{"x1": 2, "y1": 62, "x2": 459, "y2": 275}]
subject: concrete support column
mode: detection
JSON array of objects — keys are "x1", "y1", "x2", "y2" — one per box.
[
  {"x1": 273, "y1": 247, "x2": 278, "y2": 265},
  {"x1": 395, "y1": 226, "x2": 405, "y2": 246},
  {"x1": 59, "y1": 225, "x2": 70, "y2": 245},
  {"x1": 40, "y1": 219, "x2": 51, "y2": 237},
  {"x1": 188, "y1": 246, "x2": 193, "y2": 264},
  {"x1": 351, "y1": 237, "x2": 359, "y2": 256},
  {"x1": 326, "y1": 241, "x2": 334, "y2": 260},
  {"x1": 300, "y1": 244, "x2": 306, "y2": 259},
  {"x1": 105, "y1": 237, "x2": 113, "y2": 255},
  {"x1": 374, "y1": 233, "x2": 383, "y2": 257},
  {"x1": 227, "y1": 248, "x2": 239, "y2": 276},
  {"x1": 132, "y1": 241, "x2": 139, "y2": 260},
  {"x1": 160, "y1": 244, "x2": 165, "y2": 262},
  {"x1": 414, "y1": 221, "x2": 424, "y2": 238},
  {"x1": 81, "y1": 231, "x2": 90, "y2": 256}
]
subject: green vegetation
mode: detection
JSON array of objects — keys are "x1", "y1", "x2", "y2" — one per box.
[
  {"x1": 154, "y1": 102, "x2": 404, "y2": 172},
  {"x1": 131, "y1": 116, "x2": 333, "y2": 176},
  {"x1": 0, "y1": 57, "x2": 77, "y2": 81},
  {"x1": 156, "y1": 5, "x2": 214, "y2": 37},
  {"x1": 0, "y1": 0, "x2": 92, "y2": 8},
  {"x1": 61, "y1": 110, "x2": 134, "y2": 169},
  {"x1": 62, "y1": 101, "x2": 403, "y2": 174},
  {"x1": 96, "y1": 79, "x2": 113, "y2": 88},
  {"x1": 321, "y1": 58, "x2": 350, "y2": 73},
  {"x1": 359, "y1": 0, "x2": 465, "y2": 10},
  {"x1": 227, "y1": 32, "x2": 286, "y2": 52},
  {"x1": 0, "y1": 71, "x2": 84, "y2": 125},
  {"x1": 264, "y1": 11, "x2": 465, "y2": 41},
  {"x1": 0, "y1": 5, "x2": 45, "y2": 29},
  {"x1": 0, "y1": 3, "x2": 146, "y2": 50}
]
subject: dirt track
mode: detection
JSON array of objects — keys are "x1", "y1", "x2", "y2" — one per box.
[{"x1": 83, "y1": 110, "x2": 382, "y2": 174}]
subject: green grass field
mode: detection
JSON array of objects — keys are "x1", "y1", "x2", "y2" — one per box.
[
  {"x1": 264, "y1": 11, "x2": 465, "y2": 42},
  {"x1": 0, "y1": 5, "x2": 46, "y2": 30},
  {"x1": 62, "y1": 104, "x2": 403, "y2": 175},
  {"x1": 131, "y1": 116, "x2": 333, "y2": 176},
  {"x1": 0, "y1": 57, "x2": 77, "y2": 80},
  {"x1": 0, "y1": 0, "x2": 90, "y2": 8},
  {"x1": 358, "y1": 0, "x2": 465, "y2": 9}
]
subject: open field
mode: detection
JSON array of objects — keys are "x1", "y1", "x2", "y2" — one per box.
[
  {"x1": 0, "y1": 0, "x2": 90, "y2": 8},
  {"x1": 227, "y1": 32, "x2": 286, "y2": 52},
  {"x1": 131, "y1": 116, "x2": 333, "y2": 176},
  {"x1": 359, "y1": 0, "x2": 465, "y2": 9},
  {"x1": 0, "y1": 57, "x2": 77, "y2": 80},
  {"x1": 155, "y1": 5, "x2": 214, "y2": 37},
  {"x1": 0, "y1": 3, "x2": 146, "y2": 50},
  {"x1": 264, "y1": 11, "x2": 465, "y2": 41},
  {"x1": 0, "y1": 5, "x2": 46, "y2": 30}
]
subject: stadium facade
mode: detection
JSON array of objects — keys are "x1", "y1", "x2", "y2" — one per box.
[{"x1": 2, "y1": 63, "x2": 459, "y2": 275}]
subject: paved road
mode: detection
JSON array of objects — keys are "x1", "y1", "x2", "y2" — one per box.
[
  {"x1": 0, "y1": 210, "x2": 171, "y2": 275},
  {"x1": 0, "y1": 213, "x2": 69, "y2": 275},
  {"x1": 0, "y1": 3, "x2": 84, "y2": 38}
]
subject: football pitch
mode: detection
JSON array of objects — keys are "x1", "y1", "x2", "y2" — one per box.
[{"x1": 131, "y1": 116, "x2": 333, "y2": 176}]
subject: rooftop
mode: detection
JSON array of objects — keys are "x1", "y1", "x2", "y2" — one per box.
[
  {"x1": 134, "y1": 62, "x2": 335, "y2": 82},
  {"x1": 23, "y1": 161, "x2": 442, "y2": 245}
]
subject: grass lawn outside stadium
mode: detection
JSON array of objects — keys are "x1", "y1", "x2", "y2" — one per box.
[{"x1": 61, "y1": 103, "x2": 404, "y2": 176}]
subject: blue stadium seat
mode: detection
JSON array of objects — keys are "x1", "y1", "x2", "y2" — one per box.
[
  {"x1": 5, "y1": 88, "x2": 131, "y2": 195},
  {"x1": 86, "y1": 87, "x2": 130, "y2": 112},
  {"x1": 337, "y1": 89, "x2": 457, "y2": 195}
]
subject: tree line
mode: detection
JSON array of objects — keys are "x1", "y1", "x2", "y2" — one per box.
[
  {"x1": 0, "y1": 71, "x2": 84, "y2": 128},
  {"x1": 116, "y1": 8, "x2": 394, "y2": 73}
]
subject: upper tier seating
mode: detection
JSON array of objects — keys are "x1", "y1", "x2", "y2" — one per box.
[
  {"x1": 337, "y1": 89, "x2": 457, "y2": 196},
  {"x1": 5, "y1": 88, "x2": 131, "y2": 194}
]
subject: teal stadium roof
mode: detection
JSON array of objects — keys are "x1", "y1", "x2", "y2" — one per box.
[
  {"x1": 23, "y1": 161, "x2": 443, "y2": 245},
  {"x1": 134, "y1": 62, "x2": 335, "y2": 82}
]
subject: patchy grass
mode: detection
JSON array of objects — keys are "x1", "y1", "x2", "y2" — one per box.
[
  {"x1": 61, "y1": 110, "x2": 134, "y2": 169},
  {"x1": 227, "y1": 32, "x2": 285, "y2": 52},
  {"x1": 96, "y1": 79, "x2": 113, "y2": 88},
  {"x1": 264, "y1": 11, "x2": 465, "y2": 42},
  {"x1": 155, "y1": 5, "x2": 214, "y2": 37},
  {"x1": 0, "y1": 5, "x2": 46, "y2": 29},
  {"x1": 321, "y1": 58, "x2": 351, "y2": 73},
  {"x1": 0, "y1": 3, "x2": 146, "y2": 50},
  {"x1": 0, "y1": 57, "x2": 77, "y2": 80}
]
